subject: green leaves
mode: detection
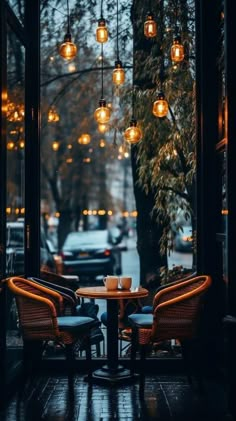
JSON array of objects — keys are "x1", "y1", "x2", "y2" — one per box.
[{"x1": 133, "y1": 0, "x2": 196, "y2": 255}]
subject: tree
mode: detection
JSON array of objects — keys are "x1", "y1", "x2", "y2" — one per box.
[{"x1": 129, "y1": 0, "x2": 196, "y2": 284}]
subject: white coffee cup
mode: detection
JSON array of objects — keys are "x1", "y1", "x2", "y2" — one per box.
[
  {"x1": 119, "y1": 276, "x2": 132, "y2": 290},
  {"x1": 103, "y1": 275, "x2": 119, "y2": 290}
]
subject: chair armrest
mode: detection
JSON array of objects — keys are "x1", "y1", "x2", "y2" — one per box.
[
  {"x1": 9, "y1": 279, "x2": 57, "y2": 312},
  {"x1": 7, "y1": 277, "x2": 64, "y2": 315},
  {"x1": 153, "y1": 275, "x2": 211, "y2": 308}
]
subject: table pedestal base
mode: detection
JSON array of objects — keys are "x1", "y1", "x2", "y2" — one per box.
[{"x1": 85, "y1": 365, "x2": 138, "y2": 385}]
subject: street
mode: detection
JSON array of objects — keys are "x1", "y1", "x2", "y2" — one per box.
[{"x1": 121, "y1": 235, "x2": 193, "y2": 287}]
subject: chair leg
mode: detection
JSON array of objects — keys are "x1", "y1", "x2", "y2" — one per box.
[
  {"x1": 130, "y1": 327, "x2": 138, "y2": 375},
  {"x1": 64, "y1": 344, "x2": 75, "y2": 399},
  {"x1": 181, "y1": 340, "x2": 193, "y2": 385},
  {"x1": 84, "y1": 335, "x2": 92, "y2": 381},
  {"x1": 181, "y1": 339, "x2": 204, "y2": 393},
  {"x1": 65, "y1": 344, "x2": 75, "y2": 379},
  {"x1": 95, "y1": 342, "x2": 101, "y2": 357},
  {"x1": 139, "y1": 344, "x2": 147, "y2": 399},
  {"x1": 23, "y1": 340, "x2": 43, "y2": 379}
]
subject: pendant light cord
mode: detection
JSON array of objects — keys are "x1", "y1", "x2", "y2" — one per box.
[
  {"x1": 175, "y1": 0, "x2": 178, "y2": 34},
  {"x1": 131, "y1": 14, "x2": 135, "y2": 119},
  {"x1": 116, "y1": 0, "x2": 119, "y2": 60},
  {"x1": 159, "y1": 0, "x2": 164, "y2": 90},
  {"x1": 66, "y1": 0, "x2": 70, "y2": 34},
  {"x1": 100, "y1": 0, "x2": 104, "y2": 18},
  {"x1": 101, "y1": 43, "x2": 104, "y2": 98}
]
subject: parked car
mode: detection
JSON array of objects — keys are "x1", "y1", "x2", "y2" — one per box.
[
  {"x1": 6, "y1": 220, "x2": 58, "y2": 275},
  {"x1": 60, "y1": 229, "x2": 124, "y2": 280},
  {"x1": 6, "y1": 221, "x2": 24, "y2": 274},
  {"x1": 174, "y1": 225, "x2": 193, "y2": 252}
]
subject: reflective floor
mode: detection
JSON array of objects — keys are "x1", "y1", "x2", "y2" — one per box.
[{"x1": 0, "y1": 373, "x2": 232, "y2": 421}]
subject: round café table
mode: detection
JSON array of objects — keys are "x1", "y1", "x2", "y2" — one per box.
[{"x1": 76, "y1": 285, "x2": 148, "y2": 384}]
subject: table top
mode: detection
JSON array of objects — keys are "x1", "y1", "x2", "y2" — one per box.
[{"x1": 76, "y1": 286, "x2": 149, "y2": 300}]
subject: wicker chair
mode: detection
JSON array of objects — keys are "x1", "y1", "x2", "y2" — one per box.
[
  {"x1": 30, "y1": 274, "x2": 104, "y2": 357},
  {"x1": 6, "y1": 276, "x2": 98, "y2": 380},
  {"x1": 128, "y1": 274, "x2": 212, "y2": 397}
]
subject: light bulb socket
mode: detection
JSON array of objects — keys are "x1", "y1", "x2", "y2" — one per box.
[
  {"x1": 98, "y1": 17, "x2": 106, "y2": 26},
  {"x1": 115, "y1": 60, "x2": 123, "y2": 68},
  {"x1": 173, "y1": 35, "x2": 181, "y2": 43},
  {"x1": 129, "y1": 118, "x2": 137, "y2": 127},
  {"x1": 99, "y1": 98, "x2": 106, "y2": 107},
  {"x1": 146, "y1": 11, "x2": 154, "y2": 19},
  {"x1": 157, "y1": 92, "x2": 165, "y2": 100},
  {"x1": 64, "y1": 32, "x2": 72, "y2": 42}
]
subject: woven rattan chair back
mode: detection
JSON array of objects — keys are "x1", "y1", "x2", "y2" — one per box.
[
  {"x1": 128, "y1": 275, "x2": 212, "y2": 397},
  {"x1": 7, "y1": 277, "x2": 66, "y2": 341},
  {"x1": 150, "y1": 275, "x2": 212, "y2": 343}
]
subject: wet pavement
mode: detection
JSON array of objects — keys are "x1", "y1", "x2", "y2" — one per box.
[{"x1": 0, "y1": 373, "x2": 231, "y2": 421}]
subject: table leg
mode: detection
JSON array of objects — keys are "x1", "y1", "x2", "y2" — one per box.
[{"x1": 89, "y1": 299, "x2": 136, "y2": 384}]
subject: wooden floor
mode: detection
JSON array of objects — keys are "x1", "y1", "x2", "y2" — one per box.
[{"x1": 0, "y1": 372, "x2": 232, "y2": 421}]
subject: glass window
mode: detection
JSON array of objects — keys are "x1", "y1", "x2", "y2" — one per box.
[{"x1": 6, "y1": 24, "x2": 25, "y2": 367}]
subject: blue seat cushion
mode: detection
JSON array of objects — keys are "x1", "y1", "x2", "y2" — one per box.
[
  {"x1": 57, "y1": 316, "x2": 97, "y2": 332},
  {"x1": 141, "y1": 305, "x2": 153, "y2": 314},
  {"x1": 128, "y1": 313, "x2": 153, "y2": 328},
  {"x1": 100, "y1": 311, "x2": 108, "y2": 326}
]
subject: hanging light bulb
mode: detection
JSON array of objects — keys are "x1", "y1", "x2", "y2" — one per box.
[
  {"x1": 18, "y1": 139, "x2": 25, "y2": 149},
  {"x1": 124, "y1": 15, "x2": 142, "y2": 145},
  {"x1": 7, "y1": 141, "x2": 15, "y2": 150},
  {"x1": 59, "y1": 34, "x2": 77, "y2": 60},
  {"x1": 52, "y1": 141, "x2": 60, "y2": 151},
  {"x1": 152, "y1": 92, "x2": 169, "y2": 118},
  {"x1": 99, "y1": 139, "x2": 106, "y2": 148},
  {"x1": 59, "y1": 0, "x2": 77, "y2": 60},
  {"x1": 171, "y1": 35, "x2": 184, "y2": 62},
  {"x1": 144, "y1": 12, "x2": 157, "y2": 38},
  {"x1": 113, "y1": 60, "x2": 125, "y2": 86},
  {"x1": 96, "y1": 18, "x2": 108, "y2": 43},
  {"x1": 48, "y1": 107, "x2": 60, "y2": 122},
  {"x1": 94, "y1": 99, "x2": 111, "y2": 124},
  {"x1": 113, "y1": 0, "x2": 125, "y2": 86},
  {"x1": 98, "y1": 123, "x2": 108, "y2": 133},
  {"x1": 96, "y1": 1, "x2": 108, "y2": 43},
  {"x1": 94, "y1": 44, "x2": 111, "y2": 124},
  {"x1": 124, "y1": 118, "x2": 142, "y2": 144},
  {"x1": 78, "y1": 133, "x2": 91, "y2": 145}
]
